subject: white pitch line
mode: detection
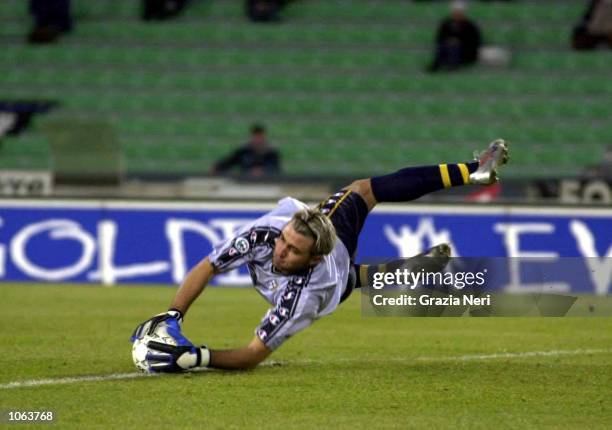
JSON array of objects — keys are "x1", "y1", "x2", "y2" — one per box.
[
  {"x1": 0, "y1": 372, "x2": 158, "y2": 389},
  {"x1": 269, "y1": 348, "x2": 612, "y2": 366},
  {"x1": 2, "y1": 348, "x2": 611, "y2": 390},
  {"x1": 414, "y1": 348, "x2": 612, "y2": 363}
]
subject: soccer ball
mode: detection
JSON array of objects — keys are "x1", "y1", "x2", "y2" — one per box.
[
  {"x1": 132, "y1": 337, "x2": 153, "y2": 373},
  {"x1": 131, "y1": 324, "x2": 177, "y2": 373}
]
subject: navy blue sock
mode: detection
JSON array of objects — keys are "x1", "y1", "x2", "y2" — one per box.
[{"x1": 371, "y1": 162, "x2": 478, "y2": 203}]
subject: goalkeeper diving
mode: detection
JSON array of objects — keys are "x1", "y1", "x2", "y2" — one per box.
[{"x1": 131, "y1": 139, "x2": 509, "y2": 372}]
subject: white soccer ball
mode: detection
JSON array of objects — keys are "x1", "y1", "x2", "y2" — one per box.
[
  {"x1": 132, "y1": 337, "x2": 152, "y2": 373},
  {"x1": 131, "y1": 325, "x2": 177, "y2": 373}
]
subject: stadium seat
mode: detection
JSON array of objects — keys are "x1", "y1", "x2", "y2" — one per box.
[{"x1": 0, "y1": 0, "x2": 608, "y2": 178}]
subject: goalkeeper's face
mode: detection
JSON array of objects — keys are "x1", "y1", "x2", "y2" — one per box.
[{"x1": 272, "y1": 223, "x2": 321, "y2": 274}]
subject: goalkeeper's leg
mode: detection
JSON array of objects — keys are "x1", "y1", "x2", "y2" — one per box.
[
  {"x1": 344, "y1": 139, "x2": 509, "y2": 212},
  {"x1": 353, "y1": 243, "x2": 452, "y2": 291},
  {"x1": 337, "y1": 139, "x2": 508, "y2": 302}
]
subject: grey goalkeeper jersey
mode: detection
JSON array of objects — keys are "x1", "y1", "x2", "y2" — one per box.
[{"x1": 208, "y1": 197, "x2": 351, "y2": 350}]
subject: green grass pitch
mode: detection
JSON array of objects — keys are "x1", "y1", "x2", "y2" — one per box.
[{"x1": 1, "y1": 284, "x2": 611, "y2": 429}]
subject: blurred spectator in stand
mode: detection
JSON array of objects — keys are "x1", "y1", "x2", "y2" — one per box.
[
  {"x1": 413, "y1": 1, "x2": 514, "y2": 2},
  {"x1": 426, "y1": 0, "x2": 482, "y2": 73},
  {"x1": 28, "y1": 0, "x2": 73, "y2": 44},
  {"x1": 0, "y1": 100, "x2": 58, "y2": 141},
  {"x1": 143, "y1": 0, "x2": 191, "y2": 21},
  {"x1": 211, "y1": 124, "x2": 281, "y2": 178},
  {"x1": 572, "y1": 0, "x2": 612, "y2": 50},
  {"x1": 246, "y1": 0, "x2": 292, "y2": 22},
  {"x1": 583, "y1": 145, "x2": 612, "y2": 178}
]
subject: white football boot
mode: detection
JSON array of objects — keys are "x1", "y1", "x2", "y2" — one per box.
[{"x1": 469, "y1": 139, "x2": 509, "y2": 185}]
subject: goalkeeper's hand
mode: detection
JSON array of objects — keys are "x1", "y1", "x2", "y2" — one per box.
[
  {"x1": 146, "y1": 340, "x2": 211, "y2": 373},
  {"x1": 130, "y1": 309, "x2": 183, "y2": 343},
  {"x1": 130, "y1": 309, "x2": 210, "y2": 372}
]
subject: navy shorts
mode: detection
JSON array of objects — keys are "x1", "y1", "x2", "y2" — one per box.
[
  {"x1": 318, "y1": 189, "x2": 369, "y2": 259},
  {"x1": 318, "y1": 190, "x2": 369, "y2": 303}
]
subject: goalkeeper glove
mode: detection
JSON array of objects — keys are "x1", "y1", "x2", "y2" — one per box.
[
  {"x1": 131, "y1": 309, "x2": 210, "y2": 372},
  {"x1": 130, "y1": 309, "x2": 183, "y2": 342},
  {"x1": 146, "y1": 340, "x2": 211, "y2": 373}
]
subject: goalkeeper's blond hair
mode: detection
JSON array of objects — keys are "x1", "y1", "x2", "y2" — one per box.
[{"x1": 290, "y1": 208, "x2": 337, "y2": 256}]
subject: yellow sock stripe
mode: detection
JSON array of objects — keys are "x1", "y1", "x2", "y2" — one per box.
[
  {"x1": 326, "y1": 190, "x2": 352, "y2": 218},
  {"x1": 458, "y1": 163, "x2": 470, "y2": 185},
  {"x1": 439, "y1": 164, "x2": 452, "y2": 188}
]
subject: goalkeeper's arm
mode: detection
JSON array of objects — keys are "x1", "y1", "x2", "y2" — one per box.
[
  {"x1": 146, "y1": 333, "x2": 271, "y2": 372},
  {"x1": 155, "y1": 256, "x2": 272, "y2": 370},
  {"x1": 170, "y1": 256, "x2": 217, "y2": 316},
  {"x1": 171, "y1": 257, "x2": 272, "y2": 369}
]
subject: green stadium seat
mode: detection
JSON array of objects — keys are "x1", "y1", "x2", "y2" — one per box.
[{"x1": 0, "y1": 0, "x2": 609, "y2": 178}]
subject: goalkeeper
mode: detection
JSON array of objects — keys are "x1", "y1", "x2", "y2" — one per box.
[{"x1": 132, "y1": 139, "x2": 509, "y2": 372}]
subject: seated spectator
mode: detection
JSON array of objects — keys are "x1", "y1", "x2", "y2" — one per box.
[
  {"x1": 426, "y1": 0, "x2": 482, "y2": 73},
  {"x1": 246, "y1": 0, "x2": 291, "y2": 23},
  {"x1": 572, "y1": 0, "x2": 612, "y2": 50},
  {"x1": 211, "y1": 124, "x2": 281, "y2": 177},
  {"x1": 142, "y1": 0, "x2": 191, "y2": 21},
  {"x1": 28, "y1": 0, "x2": 73, "y2": 44},
  {"x1": 0, "y1": 100, "x2": 58, "y2": 139}
]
